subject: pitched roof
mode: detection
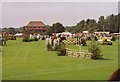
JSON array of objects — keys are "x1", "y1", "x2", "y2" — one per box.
[{"x1": 27, "y1": 21, "x2": 45, "y2": 27}]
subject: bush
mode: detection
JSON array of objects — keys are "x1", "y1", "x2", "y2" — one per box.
[
  {"x1": 57, "y1": 44, "x2": 66, "y2": 56},
  {"x1": 46, "y1": 44, "x2": 53, "y2": 51},
  {"x1": 28, "y1": 37, "x2": 38, "y2": 42},
  {"x1": 29, "y1": 39, "x2": 33, "y2": 41},
  {"x1": 22, "y1": 38, "x2": 30, "y2": 42},
  {"x1": 33, "y1": 37, "x2": 38, "y2": 41},
  {"x1": 88, "y1": 40, "x2": 103, "y2": 59},
  {"x1": 54, "y1": 44, "x2": 60, "y2": 51},
  {"x1": 111, "y1": 36, "x2": 116, "y2": 41},
  {"x1": 57, "y1": 49, "x2": 66, "y2": 56}
]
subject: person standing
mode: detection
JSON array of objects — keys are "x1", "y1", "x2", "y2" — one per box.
[{"x1": 3, "y1": 36, "x2": 7, "y2": 46}]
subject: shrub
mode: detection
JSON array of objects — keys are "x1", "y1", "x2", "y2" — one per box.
[
  {"x1": 22, "y1": 38, "x2": 30, "y2": 42},
  {"x1": 29, "y1": 39, "x2": 33, "y2": 41},
  {"x1": 111, "y1": 36, "x2": 116, "y2": 41},
  {"x1": 57, "y1": 49, "x2": 66, "y2": 56},
  {"x1": 54, "y1": 44, "x2": 60, "y2": 51},
  {"x1": 46, "y1": 42, "x2": 53, "y2": 51},
  {"x1": 33, "y1": 37, "x2": 38, "y2": 41},
  {"x1": 28, "y1": 38, "x2": 38, "y2": 41},
  {"x1": 57, "y1": 44, "x2": 66, "y2": 56},
  {"x1": 88, "y1": 40, "x2": 103, "y2": 59}
]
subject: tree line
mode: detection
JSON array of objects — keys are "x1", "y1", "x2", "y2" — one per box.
[
  {"x1": 2, "y1": 27, "x2": 23, "y2": 35},
  {"x1": 66, "y1": 13, "x2": 119, "y2": 33},
  {"x1": 1, "y1": 13, "x2": 119, "y2": 34}
]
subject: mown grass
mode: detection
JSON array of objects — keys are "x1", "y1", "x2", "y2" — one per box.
[{"x1": 2, "y1": 38, "x2": 118, "y2": 80}]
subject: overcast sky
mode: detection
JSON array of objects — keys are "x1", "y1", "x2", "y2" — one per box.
[{"x1": 1, "y1": 2, "x2": 118, "y2": 28}]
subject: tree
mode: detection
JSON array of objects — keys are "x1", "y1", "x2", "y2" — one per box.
[
  {"x1": 76, "y1": 20, "x2": 86, "y2": 32},
  {"x1": 51, "y1": 22, "x2": 65, "y2": 33},
  {"x1": 67, "y1": 19, "x2": 97, "y2": 33},
  {"x1": 63, "y1": 13, "x2": 119, "y2": 33},
  {"x1": 8, "y1": 27, "x2": 15, "y2": 35},
  {"x1": 85, "y1": 19, "x2": 97, "y2": 32},
  {"x1": 65, "y1": 26, "x2": 73, "y2": 32},
  {"x1": 46, "y1": 26, "x2": 52, "y2": 35},
  {"x1": 118, "y1": 13, "x2": 120, "y2": 31},
  {"x1": 97, "y1": 16, "x2": 105, "y2": 31},
  {"x1": 68, "y1": 20, "x2": 86, "y2": 33},
  {"x1": 15, "y1": 27, "x2": 23, "y2": 33},
  {"x1": 2, "y1": 27, "x2": 8, "y2": 32},
  {"x1": 107, "y1": 14, "x2": 118, "y2": 33},
  {"x1": 88, "y1": 40, "x2": 103, "y2": 59}
]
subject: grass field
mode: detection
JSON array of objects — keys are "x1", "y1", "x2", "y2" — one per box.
[{"x1": 2, "y1": 39, "x2": 118, "y2": 80}]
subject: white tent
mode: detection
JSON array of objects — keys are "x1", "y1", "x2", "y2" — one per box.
[
  {"x1": 83, "y1": 31, "x2": 89, "y2": 33},
  {"x1": 15, "y1": 33, "x2": 23, "y2": 37},
  {"x1": 58, "y1": 32, "x2": 73, "y2": 37}
]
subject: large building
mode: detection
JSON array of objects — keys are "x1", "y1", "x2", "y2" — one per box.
[{"x1": 23, "y1": 21, "x2": 47, "y2": 34}]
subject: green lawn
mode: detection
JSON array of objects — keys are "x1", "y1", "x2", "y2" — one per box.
[{"x1": 2, "y1": 39, "x2": 118, "y2": 80}]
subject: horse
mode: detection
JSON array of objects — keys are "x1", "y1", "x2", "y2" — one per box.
[{"x1": 59, "y1": 36, "x2": 66, "y2": 44}]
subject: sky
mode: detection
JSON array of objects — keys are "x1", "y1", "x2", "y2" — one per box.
[
  {"x1": 1, "y1": 1, "x2": 119, "y2": 28},
  {"x1": 1, "y1": 0, "x2": 119, "y2": 2}
]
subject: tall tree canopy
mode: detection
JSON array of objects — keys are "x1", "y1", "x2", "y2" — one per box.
[
  {"x1": 97, "y1": 16, "x2": 105, "y2": 31},
  {"x1": 2, "y1": 27, "x2": 15, "y2": 35},
  {"x1": 66, "y1": 13, "x2": 119, "y2": 33},
  {"x1": 46, "y1": 22, "x2": 65, "y2": 34},
  {"x1": 68, "y1": 19, "x2": 97, "y2": 33},
  {"x1": 51, "y1": 22, "x2": 65, "y2": 33}
]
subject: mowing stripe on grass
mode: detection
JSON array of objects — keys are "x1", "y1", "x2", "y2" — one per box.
[
  {"x1": 3, "y1": 65, "x2": 99, "y2": 79},
  {"x1": 20, "y1": 44, "x2": 30, "y2": 62},
  {"x1": 3, "y1": 61, "x2": 114, "y2": 79},
  {"x1": 3, "y1": 39, "x2": 118, "y2": 80}
]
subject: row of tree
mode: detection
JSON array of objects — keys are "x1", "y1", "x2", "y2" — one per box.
[
  {"x1": 66, "y1": 13, "x2": 119, "y2": 33},
  {"x1": 47, "y1": 13, "x2": 119, "y2": 34},
  {"x1": 1, "y1": 13, "x2": 119, "y2": 34},
  {"x1": 2, "y1": 27, "x2": 23, "y2": 35}
]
